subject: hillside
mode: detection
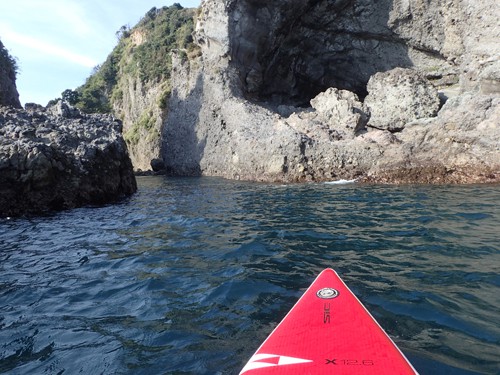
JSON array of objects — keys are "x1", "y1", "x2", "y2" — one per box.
[{"x1": 69, "y1": 4, "x2": 198, "y2": 170}]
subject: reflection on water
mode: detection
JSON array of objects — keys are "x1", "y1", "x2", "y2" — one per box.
[{"x1": 0, "y1": 177, "x2": 499, "y2": 374}]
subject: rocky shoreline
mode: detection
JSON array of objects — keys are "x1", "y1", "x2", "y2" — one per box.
[
  {"x1": 0, "y1": 102, "x2": 136, "y2": 217},
  {"x1": 164, "y1": 60, "x2": 499, "y2": 183}
]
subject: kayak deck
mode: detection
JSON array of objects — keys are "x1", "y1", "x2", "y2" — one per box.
[{"x1": 240, "y1": 268, "x2": 418, "y2": 374}]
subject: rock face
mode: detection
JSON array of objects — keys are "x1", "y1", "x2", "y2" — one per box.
[
  {"x1": 362, "y1": 93, "x2": 500, "y2": 183},
  {"x1": 223, "y1": 0, "x2": 467, "y2": 104},
  {"x1": 0, "y1": 102, "x2": 137, "y2": 217},
  {"x1": 75, "y1": 6, "x2": 198, "y2": 172},
  {"x1": 159, "y1": 0, "x2": 499, "y2": 183},
  {"x1": 365, "y1": 68, "x2": 441, "y2": 131},
  {"x1": 112, "y1": 74, "x2": 165, "y2": 171},
  {"x1": 0, "y1": 39, "x2": 21, "y2": 108}
]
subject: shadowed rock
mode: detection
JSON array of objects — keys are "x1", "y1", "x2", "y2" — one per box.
[
  {"x1": 0, "y1": 102, "x2": 137, "y2": 217},
  {"x1": 0, "y1": 39, "x2": 21, "y2": 109}
]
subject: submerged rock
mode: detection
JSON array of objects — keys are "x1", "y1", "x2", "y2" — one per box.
[{"x1": 0, "y1": 103, "x2": 137, "y2": 217}]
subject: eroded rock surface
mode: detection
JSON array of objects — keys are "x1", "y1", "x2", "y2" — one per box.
[
  {"x1": 365, "y1": 68, "x2": 441, "y2": 131},
  {"x1": 0, "y1": 102, "x2": 137, "y2": 217},
  {"x1": 363, "y1": 93, "x2": 500, "y2": 183},
  {"x1": 160, "y1": 0, "x2": 499, "y2": 183}
]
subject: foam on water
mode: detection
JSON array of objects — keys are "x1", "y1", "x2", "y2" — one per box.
[{"x1": 324, "y1": 179, "x2": 358, "y2": 185}]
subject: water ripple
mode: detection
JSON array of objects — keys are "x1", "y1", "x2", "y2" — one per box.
[{"x1": 0, "y1": 178, "x2": 499, "y2": 374}]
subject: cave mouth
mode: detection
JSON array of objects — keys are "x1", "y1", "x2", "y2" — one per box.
[{"x1": 230, "y1": 0, "x2": 412, "y2": 107}]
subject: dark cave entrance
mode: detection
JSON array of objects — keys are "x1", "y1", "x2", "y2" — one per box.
[{"x1": 230, "y1": 0, "x2": 412, "y2": 107}]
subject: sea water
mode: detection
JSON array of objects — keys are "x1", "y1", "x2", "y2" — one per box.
[{"x1": 1, "y1": 176, "x2": 499, "y2": 374}]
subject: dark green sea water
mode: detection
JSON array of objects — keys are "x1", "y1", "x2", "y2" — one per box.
[{"x1": 1, "y1": 176, "x2": 499, "y2": 374}]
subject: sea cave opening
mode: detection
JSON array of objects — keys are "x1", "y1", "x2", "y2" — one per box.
[{"x1": 230, "y1": 0, "x2": 412, "y2": 108}]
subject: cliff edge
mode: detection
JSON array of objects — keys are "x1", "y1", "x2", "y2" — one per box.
[{"x1": 161, "y1": 0, "x2": 499, "y2": 183}]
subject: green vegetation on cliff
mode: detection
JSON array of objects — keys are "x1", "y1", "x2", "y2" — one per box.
[
  {"x1": 0, "y1": 39, "x2": 20, "y2": 107},
  {"x1": 0, "y1": 40, "x2": 21, "y2": 108},
  {"x1": 0, "y1": 40, "x2": 18, "y2": 77},
  {"x1": 65, "y1": 3, "x2": 196, "y2": 114}
]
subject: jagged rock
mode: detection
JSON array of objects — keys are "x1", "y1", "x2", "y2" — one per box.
[
  {"x1": 47, "y1": 100, "x2": 81, "y2": 118},
  {"x1": 0, "y1": 105, "x2": 137, "y2": 217},
  {"x1": 25, "y1": 102, "x2": 45, "y2": 112},
  {"x1": 364, "y1": 68, "x2": 441, "y2": 132}
]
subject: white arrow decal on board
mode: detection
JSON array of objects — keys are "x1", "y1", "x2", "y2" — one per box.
[{"x1": 240, "y1": 353, "x2": 313, "y2": 374}]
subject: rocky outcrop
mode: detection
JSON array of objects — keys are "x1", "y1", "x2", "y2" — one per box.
[
  {"x1": 0, "y1": 102, "x2": 137, "y2": 217},
  {"x1": 159, "y1": 0, "x2": 499, "y2": 184},
  {"x1": 362, "y1": 93, "x2": 500, "y2": 183},
  {"x1": 310, "y1": 88, "x2": 368, "y2": 138},
  {"x1": 0, "y1": 39, "x2": 21, "y2": 108}
]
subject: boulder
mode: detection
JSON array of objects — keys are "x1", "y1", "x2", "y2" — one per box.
[
  {"x1": 47, "y1": 100, "x2": 81, "y2": 118},
  {"x1": 364, "y1": 68, "x2": 441, "y2": 132},
  {"x1": 310, "y1": 88, "x2": 368, "y2": 138},
  {"x1": 150, "y1": 158, "x2": 165, "y2": 172},
  {"x1": 0, "y1": 103, "x2": 137, "y2": 217}
]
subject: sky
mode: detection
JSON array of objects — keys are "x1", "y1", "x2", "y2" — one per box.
[{"x1": 0, "y1": 0, "x2": 200, "y2": 106}]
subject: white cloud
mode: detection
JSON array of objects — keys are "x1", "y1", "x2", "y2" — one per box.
[
  {"x1": 0, "y1": 24, "x2": 97, "y2": 68},
  {"x1": 0, "y1": 0, "x2": 93, "y2": 38},
  {"x1": 0, "y1": 0, "x2": 202, "y2": 104}
]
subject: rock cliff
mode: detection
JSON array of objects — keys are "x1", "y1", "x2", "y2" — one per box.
[
  {"x1": 160, "y1": 0, "x2": 499, "y2": 183},
  {"x1": 72, "y1": 5, "x2": 197, "y2": 172},
  {"x1": 112, "y1": 70, "x2": 165, "y2": 172},
  {"x1": 0, "y1": 39, "x2": 21, "y2": 108},
  {"x1": 0, "y1": 102, "x2": 137, "y2": 217}
]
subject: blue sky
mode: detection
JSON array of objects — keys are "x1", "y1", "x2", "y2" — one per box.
[{"x1": 0, "y1": 0, "x2": 200, "y2": 106}]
